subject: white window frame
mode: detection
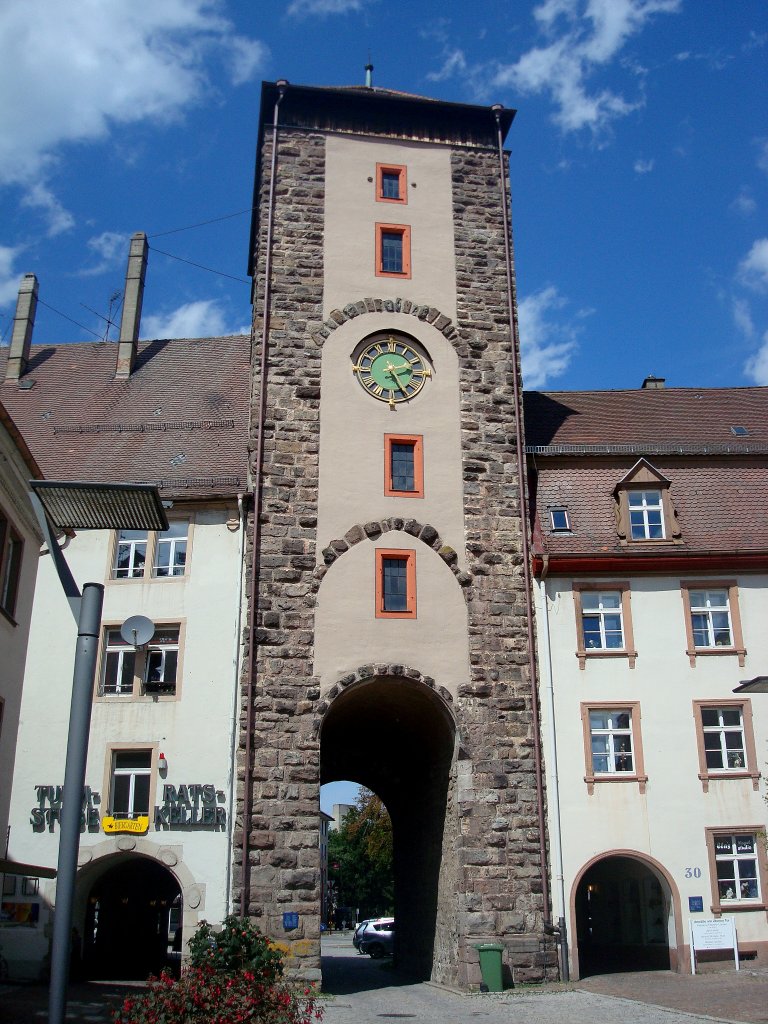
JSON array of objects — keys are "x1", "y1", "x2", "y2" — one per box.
[
  {"x1": 549, "y1": 507, "x2": 570, "y2": 531},
  {"x1": 101, "y1": 630, "x2": 137, "y2": 695},
  {"x1": 113, "y1": 529, "x2": 148, "y2": 579},
  {"x1": 580, "y1": 590, "x2": 624, "y2": 651},
  {"x1": 627, "y1": 489, "x2": 665, "y2": 540},
  {"x1": 701, "y1": 706, "x2": 746, "y2": 772},
  {"x1": 689, "y1": 588, "x2": 732, "y2": 648},
  {"x1": 153, "y1": 521, "x2": 188, "y2": 577},
  {"x1": 144, "y1": 627, "x2": 180, "y2": 694},
  {"x1": 111, "y1": 520, "x2": 191, "y2": 581},
  {"x1": 713, "y1": 834, "x2": 761, "y2": 903},
  {"x1": 588, "y1": 708, "x2": 635, "y2": 775},
  {"x1": 110, "y1": 750, "x2": 152, "y2": 819}
]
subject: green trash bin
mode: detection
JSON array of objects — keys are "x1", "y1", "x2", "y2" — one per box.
[{"x1": 474, "y1": 942, "x2": 504, "y2": 992}]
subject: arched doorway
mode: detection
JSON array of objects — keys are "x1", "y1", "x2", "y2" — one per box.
[
  {"x1": 320, "y1": 674, "x2": 456, "y2": 981},
  {"x1": 82, "y1": 856, "x2": 182, "y2": 980},
  {"x1": 575, "y1": 855, "x2": 673, "y2": 976}
]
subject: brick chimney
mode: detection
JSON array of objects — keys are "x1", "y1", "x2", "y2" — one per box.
[
  {"x1": 6, "y1": 273, "x2": 39, "y2": 382},
  {"x1": 641, "y1": 375, "x2": 666, "y2": 389},
  {"x1": 115, "y1": 232, "x2": 148, "y2": 379}
]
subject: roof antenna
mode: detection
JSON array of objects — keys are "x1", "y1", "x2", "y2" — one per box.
[{"x1": 365, "y1": 58, "x2": 373, "y2": 88}]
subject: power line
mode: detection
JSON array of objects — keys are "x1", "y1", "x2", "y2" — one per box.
[
  {"x1": 37, "y1": 298, "x2": 103, "y2": 340},
  {"x1": 147, "y1": 207, "x2": 253, "y2": 239},
  {"x1": 148, "y1": 245, "x2": 250, "y2": 284}
]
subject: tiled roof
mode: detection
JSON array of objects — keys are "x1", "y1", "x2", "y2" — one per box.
[
  {"x1": 525, "y1": 387, "x2": 768, "y2": 560},
  {"x1": 525, "y1": 387, "x2": 768, "y2": 450},
  {"x1": 0, "y1": 337, "x2": 251, "y2": 499}
]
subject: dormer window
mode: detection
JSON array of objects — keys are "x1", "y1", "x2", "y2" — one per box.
[{"x1": 614, "y1": 459, "x2": 681, "y2": 545}]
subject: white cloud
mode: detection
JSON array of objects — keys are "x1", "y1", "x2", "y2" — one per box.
[
  {"x1": 20, "y1": 183, "x2": 75, "y2": 237},
  {"x1": 634, "y1": 157, "x2": 654, "y2": 173},
  {"x1": 427, "y1": 49, "x2": 468, "y2": 83},
  {"x1": 0, "y1": 1, "x2": 268, "y2": 195},
  {"x1": 518, "y1": 285, "x2": 581, "y2": 388},
  {"x1": 0, "y1": 245, "x2": 24, "y2": 310},
  {"x1": 744, "y1": 330, "x2": 768, "y2": 385},
  {"x1": 732, "y1": 297, "x2": 754, "y2": 339},
  {"x1": 490, "y1": 0, "x2": 681, "y2": 134},
  {"x1": 287, "y1": 0, "x2": 370, "y2": 15},
  {"x1": 76, "y1": 232, "x2": 131, "y2": 277},
  {"x1": 141, "y1": 299, "x2": 244, "y2": 340},
  {"x1": 730, "y1": 187, "x2": 756, "y2": 217},
  {"x1": 738, "y1": 238, "x2": 768, "y2": 292},
  {"x1": 757, "y1": 139, "x2": 768, "y2": 176}
]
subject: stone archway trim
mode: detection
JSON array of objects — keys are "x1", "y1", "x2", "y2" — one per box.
[
  {"x1": 310, "y1": 297, "x2": 459, "y2": 348},
  {"x1": 316, "y1": 519, "x2": 472, "y2": 592},
  {"x1": 569, "y1": 848, "x2": 685, "y2": 978}
]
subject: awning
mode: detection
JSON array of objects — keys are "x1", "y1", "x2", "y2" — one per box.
[{"x1": 0, "y1": 857, "x2": 57, "y2": 879}]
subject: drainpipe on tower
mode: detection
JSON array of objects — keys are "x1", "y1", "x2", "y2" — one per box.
[
  {"x1": 491, "y1": 103, "x2": 552, "y2": 944},
  {"x1": 240, "y1": 79, "x2": 288, "y2": 919}
]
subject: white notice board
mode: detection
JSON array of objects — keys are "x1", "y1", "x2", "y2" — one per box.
[{"x1": 689, "y1": 918, "x2": 739, "y2": 974}]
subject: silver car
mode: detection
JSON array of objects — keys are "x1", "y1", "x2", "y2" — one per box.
[{"x1": 358, "y1": 917, "x2": 395, "y2": 958}]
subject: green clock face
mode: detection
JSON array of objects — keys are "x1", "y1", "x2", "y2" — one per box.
[{"x1": 353, "y1": 336, "x2": 431, "y2": 407}]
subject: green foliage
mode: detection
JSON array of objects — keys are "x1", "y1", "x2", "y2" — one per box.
[
  {"x1": 186, "y1": 915, "x2": 284, "y2": 980},
  {"x1": 328, "y1": 789, "x2": 393, "y2": 920},
  {"x1": 112, "y1": 966, "x2": 322, "y2": 1024}
]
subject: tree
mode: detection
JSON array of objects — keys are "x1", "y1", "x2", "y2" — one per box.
[{"x1": 327, "y1": 789, "x2": 393, "y2": 922}]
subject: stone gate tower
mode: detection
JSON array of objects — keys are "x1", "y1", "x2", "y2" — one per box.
[{"x1": 236, "y1": 79, "x2": 553, "y2": 988}]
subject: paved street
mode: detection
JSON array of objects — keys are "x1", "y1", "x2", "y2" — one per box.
[{"x1": 1, "y1": 933, "x2": 767, "y2": 1023}]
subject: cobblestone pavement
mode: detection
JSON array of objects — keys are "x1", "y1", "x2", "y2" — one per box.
[{"x1": 1, "y1": 935, "x2": 767, "y2": 1024}]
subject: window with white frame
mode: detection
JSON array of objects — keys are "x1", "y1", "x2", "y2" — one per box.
[
  {"x1": 689, "y1": 589, "x2": 732, "y2": 648},
  {"x1": 714, "y1": 834, "x2": 761, "y2": 902},
  {"x1": 627, "y1": 489, "x2": 665, "y2": 540},
  {"x1": 153, "y1": 521, "x2": 188, "y2": 577},
  {"x1": 701, "y1": 706, "x2": 746, "y2": 771},
  {"x1": 101, "y1": 629, "x2": 137, "y2": 695},
  {"x1": 589, "y1": 709, "x2": 634, "y2": 774},
  {"x1": 549, "y1": 507, "x2": 570, "y2": 531},
  {"x1": 144, "y1": 626, "x2": 179, "y2": 694},
  {"x1": 110, "y1": 750, "x2": 152, "y2": 819},
  {"x1": 112, "y1": 521, "x2": 189, "y2": 580},
  {"x1": 581, "y1": 591, "x2": 624, "y2": 650},
  {"x1": 99, "y1": 624, "x2": 181, "y2": 698}
]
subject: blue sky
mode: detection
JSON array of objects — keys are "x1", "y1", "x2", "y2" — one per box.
[{"x1": 0, "y1": 0, "x2": 766, "y2": 395}]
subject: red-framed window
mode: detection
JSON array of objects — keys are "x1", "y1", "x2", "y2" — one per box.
[
  {"x1": 375, "y1": 549, "x2": 416, "y2": 619},
  {"x1": 376, "y1": 164, "x2": 407, "y2": 204},
  {"x1": 375, "y1": 223, "x2": 411, "y2": 278},
  {"x1": 384, "y1": 435, "x2": 424, "y2": 498}
]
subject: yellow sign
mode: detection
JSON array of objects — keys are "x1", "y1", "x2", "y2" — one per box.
[{"x1": 101, "y1": 815, "x2": 150, "y2": 835}]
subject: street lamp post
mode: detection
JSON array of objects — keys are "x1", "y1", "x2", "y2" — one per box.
[{"x1": 29, "y1": 481, "x2": 168, "y2": 1024}]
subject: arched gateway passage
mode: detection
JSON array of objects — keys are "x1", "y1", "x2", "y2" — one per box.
[
  {"x1": 575, "y1": 855, "x2": 675, "y2": 977},
  {"x1": 321, "y1": 674, "x2": 456, "y2": 980},
  {"x1": 81, "y1": 856, "x2": 182, "y2": 980}
]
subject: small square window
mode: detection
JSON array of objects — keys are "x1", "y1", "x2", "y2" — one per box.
[
  {"x1": 376, "y1": 164, "x2": 407, "y2": 204},
  {"x1": 573, "y1": 583, "x2": 636, "y2": 669},
  {"x1": 375, "y1": 549, "x2": 416, "y2": 619},
  {"x1": 681, "y1": 581, "x2": 746, "y2": 667},
  {"x1": 710, "y1": 833, "x2": 763, "y2": 903},
  {"x1": 384, "y1": 435, "x2": 424, "y2": 498},
  {"x1": 376, "y1": 224, "x2": 411, "y2": 278},
  {"x1": 112, "y1": 521, "x2": 190, "y2": 580},
  {"x1": 692, "y1": 699, "x2": 760, "y2": 791},
  {"x1": 580, "y1": 702, "x2": 647, "y2": 794},
  {"x1": 549, "y1": 508, "x2": 570, "y2": 531}
]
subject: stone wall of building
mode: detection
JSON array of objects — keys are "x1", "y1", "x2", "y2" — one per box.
[
  {"x1": 235, "y1": 126, "x2": 326, "y2": 980},
  {"x1": 449, "y1": 147, "x2": 553, "y2": 984}
]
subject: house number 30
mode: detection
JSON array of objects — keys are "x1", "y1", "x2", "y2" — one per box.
[{"x1": 685, "y1": 867, "x2": 702, "y2": 878}]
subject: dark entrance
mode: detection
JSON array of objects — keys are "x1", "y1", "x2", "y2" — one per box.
[
  {"x1": 321, "y1": 676, "x2": 456, "y2": 982},
  {"x1": 83, "y1": 856, "x2": 181, "y2": 980},
  {"x1": 575, "y1": 856, "x2": 671, "y2": 976}
]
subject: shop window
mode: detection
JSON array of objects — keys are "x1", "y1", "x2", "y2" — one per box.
[
  {"x1": 705, "y1": 829, "x2": 768, "y2": 913},
  {"x1": 384, "y1": 434, "x2": 424, "y2": 498},
  {"x1": 111, "y1": 520, "x2": 189, "y2": 580},
  {"x1": 681, "y1": 581, "x2": 746, "y2": 667},
  {"x1": 376, "y1": 164, "x2": 407, "y2": 204},
  {"x1": 693, "y1": 700, "x2": 760, "y2": 791},
  {"x1": 375, "y1": 549, "x2": 416, "y2": 619},
  {"x1": 572, "y1": 583, "x2": 636, "y2": 669},
  {"x1": 580, "y1": 702, "x2": 647, "y2": 794},
  {"x1": 375, "y1": 223, "x2": 411, "y2": 278}
]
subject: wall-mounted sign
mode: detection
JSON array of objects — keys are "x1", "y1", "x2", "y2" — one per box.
[
  {"x1": 688, "y1": 896, "x2": 704, "y2": 913},
  {"x1": 153, "y1": 784, "x2": 227, "y2": 830},
  {"x1": 283, "y1": 913, "x2": 299, "y2": 931},
  {"x1": 102, "y1": 816, "x2": 150, "y2": 835},
  {"x1": 30, "y1": 786, "x2": 100, "y2": 833}
]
